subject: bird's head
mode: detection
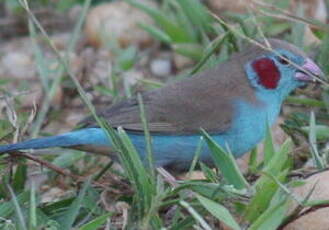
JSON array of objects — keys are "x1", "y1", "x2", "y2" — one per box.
[{"x1": 244, "y1": 39, "x2": 323, "y2": 98}]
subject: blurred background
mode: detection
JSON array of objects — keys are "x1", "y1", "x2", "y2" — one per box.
[{"x1": 0, "y1": 0, "x2": 329, "y2": 229}]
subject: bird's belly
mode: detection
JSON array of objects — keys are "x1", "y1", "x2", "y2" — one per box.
[
  {"x1": 84, "y1": 98, "x2": 279, "y2": 170},
  {"x1": 216, "y1": 98, "x2": 280, "y2": 157},
  {"x1": 128, "y1": 128, "x2": 262, "y2": 171},
  {"x1": 127, "y1": 99, "x2": 280, "y2": 170}
]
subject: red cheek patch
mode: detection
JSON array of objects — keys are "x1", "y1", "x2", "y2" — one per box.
[{"x1": 251, "y1": 58, "x2": 281, "y2": 89}]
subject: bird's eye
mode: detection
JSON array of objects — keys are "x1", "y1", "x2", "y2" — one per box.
[{"x1": 278, "y1": 55, "x2": 290, "y2": 65}]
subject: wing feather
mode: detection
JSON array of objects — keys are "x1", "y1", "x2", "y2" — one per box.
[{"x1": 80, "y1": 55, "x2": 258, "y2": 135}]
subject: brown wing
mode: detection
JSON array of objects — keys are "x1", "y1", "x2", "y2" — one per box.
[
  {"x1": 81, "y1": 38, "x2": 307, "y2": 135},
  {"x1": 80, "y1": 58, "x2": 257, "y2": 135}
]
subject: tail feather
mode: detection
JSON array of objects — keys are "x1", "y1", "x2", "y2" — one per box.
[{"x1": 0, "y1": 128, "x2": 109, "y2": 153}]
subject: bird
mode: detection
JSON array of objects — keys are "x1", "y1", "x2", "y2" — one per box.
[{"x1": 0, "y1": 39, "x2": 324, "y2": 171}]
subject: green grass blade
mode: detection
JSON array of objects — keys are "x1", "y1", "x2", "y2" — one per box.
[
  {"x1": 13, "y1": 163, "x2": 27, "y2": 193},
  {"x1": 290, "y1": 4, "x2": 305, "y2": 47},
  {"x1": 172, "y1": 43, "x2": 204, "y2": 60},
  {"x1": 317, "y1": 33, "x2": 329, "y2": 74},
  {"x1": 61, "y1": 178, "x2": 91, "y2": 230},
  {"x1": 263, "y1": 124, "x2": 275, "y2": 166},
  {"x1": 309, "y1": 111, "x2": 325, "y2": 169},
  {"x1": 169, "y1": 0, "x2": 198, "y2": 41},
  {"x1": 117, "y1": 126, "x2": 154, "y2": 192},
  {"x1": 286, "y1": 96, "x2": 326, "y2": 108},
  {"x1": 28, "y1": 181, "x2": 37, "y2": 230},
  {"x1": 200, "y1": 162, "x2": 219, "y2": 183},
  {"x1": 6, "y1": 184, "x2": 27, "y2": 230},
  {"x1": 189, "y1": 32, "x2": 229, "y2": 75},
  {"x1": 248, "y1": 147, "x2": 258, "y2": 173},
  {"x1": 187, "y1": 137, "x2": 204, "y2": 178},
  {"x1": 138, "y1": 23, "x2": 173, "y2": 44},
  {"x1": 179, "y1": 200, "x2": 212, "y2": 230},
  {"x1": 196, "y1": 195, "x2": 241, "y2": 230},
  {"x1": 117, "y1": 46, "x2": 137, "y2": 71},
  {"x1": 248, "y1": 199, "x2": 287, "y2": 230},
  {"x1": 105, "y1": 124, "x2": 155, "y2": 221},
  {"x1": 245, "y1": 139, "x2": 292, "y2": 222},
  {"x1": 175, "y1": 0, "x2": 213, "y2": 33},
  {"x1": 79, "y1": 212, "x2": 113, "y2": 230},
  {"x1": 301, "y1": 125, "x2": 329, "y2": 141},
  {"x1": 244, "y1": 170, "x2": 288, "y2": 222},
  {"x1": 170, "y1": 216, "x2": 196, "y2": 230},
  {"x1": 126, "y1": 0, "x2": 193, "y2": 43},
  {"x1": 201, "y1": 129, "x2": 249, "y2": 190},
  {"x1": 263, "y1": 138, "x2": 291, "y2": 175},
  {"x1": 0, "y1": 192, "x2": 30, "y2": 218},
  {"x1": 137, "y1": 94, "x2": 154, "y2": 177}
]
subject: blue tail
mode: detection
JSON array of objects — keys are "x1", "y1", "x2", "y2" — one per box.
[{"x1": 0, "y1": 128, "x2": 109, "y2": 153}]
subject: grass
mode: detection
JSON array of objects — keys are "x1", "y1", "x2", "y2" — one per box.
[{"x1": 0, "y1": 0, "x2": 329, "y2": 229}]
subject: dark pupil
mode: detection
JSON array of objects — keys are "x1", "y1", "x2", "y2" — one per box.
[{"x1": 278, "y1": 55, "x2": 289, "y2": 65}]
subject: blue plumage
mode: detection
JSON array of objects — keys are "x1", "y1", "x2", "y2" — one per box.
[
  {"x1": 0, "y1": 95, "x2": 281, "y2": 170},
  {"x1": 0, "y1": 128, "x2": 108, "y2": 153}
]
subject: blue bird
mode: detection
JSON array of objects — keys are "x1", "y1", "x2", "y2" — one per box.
[{"x1": 0, "y1": 39, "x2": 323, "y2": 171}]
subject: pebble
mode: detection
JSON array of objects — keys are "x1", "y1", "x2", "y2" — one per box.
[
  {"x1": 85, "y1": 1, "x2": 156, "y2": 48},
  {"x1": 1, "y1": 52, "x2": 35, "y2": 80},
  {"x1": 150, "y1": 58, "x2": 172, "y2": 77}
]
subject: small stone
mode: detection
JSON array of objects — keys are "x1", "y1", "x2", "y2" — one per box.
[
  {"x1": 41, "y1": 187, "x2": 67, "y2": 203},
  {"x1": 173, "y1": 53, "x2": 194, "y2": 70},
  {"x1": 123, "y1": 70, "x2": 143, "y2": 87},
  {"x1": 84, "y1": 1, "x2": 156, "y2": 48},
  {"x1": 150, "y1": 58, "x2": 172, "y2": 77},
  {"x1": 1, "y1": 52, "x2": 36, "y2": 80}
]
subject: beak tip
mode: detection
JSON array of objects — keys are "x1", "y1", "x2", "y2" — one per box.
[{"x1": 297, "y1": 58, "x2": 324, "y2": 82}]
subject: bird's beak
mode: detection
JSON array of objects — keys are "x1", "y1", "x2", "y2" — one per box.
[{"x1": 295, "y1": 58, "x2": 324, "y2": 82}]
